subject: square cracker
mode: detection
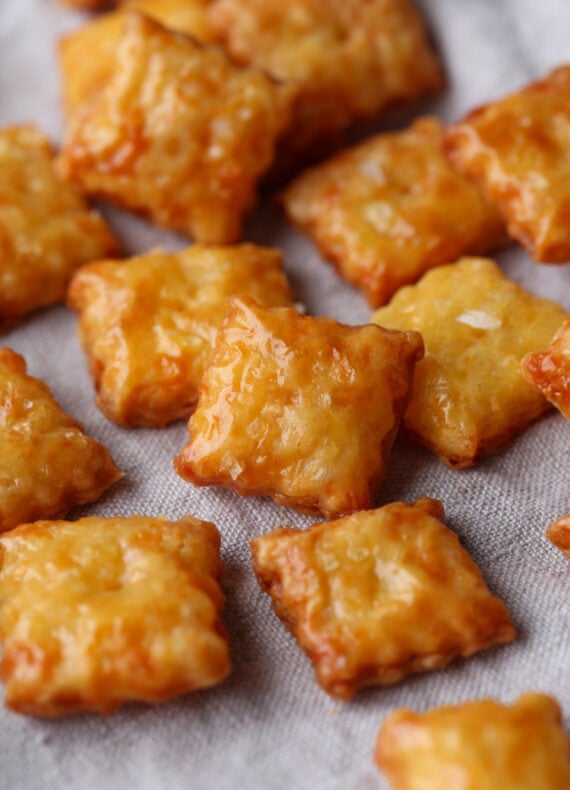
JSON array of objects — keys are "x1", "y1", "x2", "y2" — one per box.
[
  {"x1": 208, "y1": 0, "x2": 443, "y2": 160},
  {"x1": 175, "y1": 297, "x2": 423, "y2": 519},
  {"x1": 376, "y1": 693, "x2": 570, "y2": 789},
  {"x1": 68, "y1": 243, "x2": 293, "y2": 427},
  {"x1": 251, "y1": 498, "x2": 515, "y2": 701},
  {"x1": 0, "y1": 348, "x2": 121, "y2": 532},
  {"x1": 58, "y1": 12, "x2": 293, "y2": 244},
  {"x1": 282, "y1": 117, "x2": 506, "y2": 307},
  {"x1": 521, "y1": 319, "x2": 570, "y2": 421},
  {"x1": 445, "y1": 65, "x2": 570, "y2": 262},
  {"x1": 59, "y1": 0, "x2": 214, "y2": 116},
  {"x1": 546, "y1": 515, "x2": 570, "y2": 559},
  {"x1": 0, "y1": 515, "x2": 230, "y2": 716},
  {"x1": 0, "y1": 125, "x2": 117, "y2": 332},
  {"x1": 372, "y1": 257, "x2": 569, "y2": 468}
]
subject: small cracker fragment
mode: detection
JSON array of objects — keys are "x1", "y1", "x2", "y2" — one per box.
[
  {"x1": 59, "y1": 0, "x2": 214, "y2": 115},
  {"x1": 58, "y1": 12, "x2": 294, "y2": 243},
  {"x1": 445, "y1": 65, "x2": 570, "y2": 262},
  {"x1": 0, "y1": 515, "x2": 230, "y2": 716},
  {"x1": 68, "y1": 243, "x2": 293, "y2": 427},
  {"x1": 175, "y1": 296, "x2": 423, "y2": 519},
  {"x1": 282, "y1": 117, "x2": 506, "y2": 307},
  {"x1": 521, "y1": 319, "x2": 570, "y2": 420},
  {"x1": 376, "y1": 693, "x2": 570, "y2": 789},
  {"x1": 251, "y1": 498, "x2": 515, "y2": 700},
  {"x1": 0, "y1": 348, "x2": 122, "y2": 532},
  {"x1": 546, "y1": 515, "x2": 570, "y2": 559},
  {"x1": 208, "y1": 0, "x2": 443, "y2": 159},
  {"x1": 372, "y1": 257, "x2": 569, "y2": 468},
  {"x1": 0, "y1": 125, "x2": 118, "y2": 331}
]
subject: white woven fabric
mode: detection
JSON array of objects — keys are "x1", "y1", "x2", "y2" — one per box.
[{"x1": 1, "y1": 2, "x2": 569, "y2": 787}]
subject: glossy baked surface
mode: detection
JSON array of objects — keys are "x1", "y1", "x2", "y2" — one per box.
[
  {"x1": 521, "y1": 319, "x2": 570, "y2": 420},
  {"x1": 59, "y1": 0, "x2": 213, "y2": 115},
  {"x1": 0, "y1": 515, "x2": 230, "y2": 716},
  {"x1": 376, "y1": 692, "x2": 570, "y2": 789},
  {"x1": 209, "y1": 0, "x2": 443, "y2": 156},
  {"x1": 175, "y1": 296, "x2": 423, "y2": 518},
  {"x1": 0, "y1": 125, "x2": 117, "y2": 331},
  {"x1": 68, "y1": 243, "x2": 293, "y2": 426},
  {"x1": 251, "y1": 499, "x2": 515, "y2": 700},
  {"x1": 0, "y1": 348, "x2": 121, "y2": 532},
  {"x1": 445, "y1": 65, "x2": 570, "y2": 262},
  {"x1": 283, "y1": 117, "x2": 506, "y2": 306},
  {"x1": 372, "y1": 257, "x2": 569, "y2": 467},
  {"x1": 58, "y1": 13, "x2": 293, "y2": 243}
]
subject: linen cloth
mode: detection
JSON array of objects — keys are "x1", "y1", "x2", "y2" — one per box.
[{"x1": 0, "y1": 1, "x2": 569, "y2": 787}]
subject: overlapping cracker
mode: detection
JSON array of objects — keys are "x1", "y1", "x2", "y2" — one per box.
[
  {"x1": 58, "y1": 13, "x2": 294, "y2": 243},
  {"x1": 445, "y1": 65, "x2": 570, "y2": 262},
  {"x1": 68, "y1": 244, "x2": 293, "y2": 426},
  {"x1": 175, "y1": 296, "x2": 423, "y2": 518}
]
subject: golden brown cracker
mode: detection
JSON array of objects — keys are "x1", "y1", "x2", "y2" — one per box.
[
  {"x1": 0, "y1": 125, "x2": 117, "y2": 331},
  {"x1": 0, "y1": 348, "x2": 121, "y2": 532},
  {"x1": 283, "y1": 117, "x2": 506, "y2": 307},
  {"x1": 376, "y1": 693, "x2": 570, "y2": 789},
  {"x1": 58, "y1": 13, "x2": 293, "y2": 243},
  {"x1": 59, "y1": 0, "x2": 214, "y2": 115},
  {"x1": 251, "y1": 499, "x2": 515, "y2": 700},
  {"x1": 522, "y1": 319, "x2": 570, "y2": 420},
  {"x1": 175, "y1": 296, "x2": 423, "y2": 518},
  {"x1": 0, "y1": 515, "x2": 230, "y2": 715},
  {"x1": 372, "y1": 257, "x2": 569, "y2": 467},
  {"x1": 209, "y1": 0, "x2": 443, "y2": 160},
  {"x1": 68, "y1": 244, "x2": 293, "y2": 427},
  {"x1": 445, "y1": 66, "x2": 570, "y2": 262}
]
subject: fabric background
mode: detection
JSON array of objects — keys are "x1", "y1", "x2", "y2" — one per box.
[{"x1": 1, "y1": 1, "x2": 569, "y2": 787}]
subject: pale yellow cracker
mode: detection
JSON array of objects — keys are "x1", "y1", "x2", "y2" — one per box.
[
  {"x1": 372, "y1": 257, "x2": 569, "y2": 468},
  {"x1": 283, "y1": 117, "x2": 506, "y2": 307},
  {"x1": 376, "y1": 693, "x2": 570, "y2": 789},
  {"x1": 0, "y1": 348, "x2": 121, "y2": 533},
  {"x1": 59, "y1": 0, "x2": 214, "y2": 115},
  {"x1": 175, "y1": 296, "x2": 423, "y2": 519},
  {"x1": 58, "y1": 12, "x2": 293, "y2": 243},
  {"x1": 546, "y1": 515, "x2": 570, "y2": 559},
  {"x1": 251, "y1": 498, "x2": 515, "y2": 700},
  {"x1": 521, "y1": 319, "x2": 570, "y2": 420},
  {"x1": 208, "y1": 0, "x2": 443, "y2": 160},
  {"x1": 0, "y1": 125, "x2": 117, "y2": 331},
  {"x1": 68, "y1": 244, "x2": 293, "y2": 427},
  {"x1": 445, "y1": 65, "x2": 570, "y2": 262},
  {"x1": 0, "y1": 515, "x2": 230, "y2": 716}
]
